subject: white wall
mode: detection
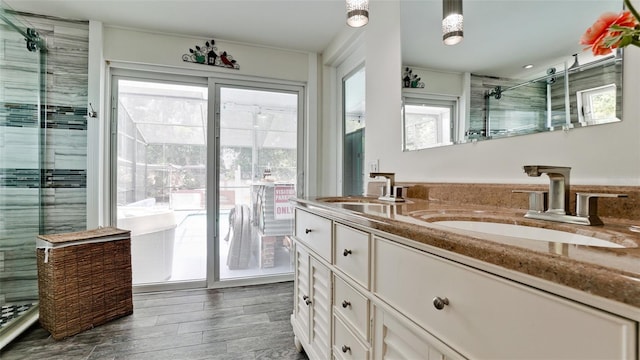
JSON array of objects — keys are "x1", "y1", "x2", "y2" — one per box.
[
  {"x1": 87, "y1": 20, "x2": 103, "y2": 229},
  {"x1": 363, "y1": 0, "x2": 403, "y2": 186},
  {"x1": 320, "y1": 25, "x2": 365, "y2": 196},
  {"x1": 403, "y1": 67, "x2": 464, "y2": 96},
  {"x1": 362, "y1": 2, "x2": 640, "y2": 187},
  {"x1": 103, "y1": 26, "x2": 310, "y2": 82}
]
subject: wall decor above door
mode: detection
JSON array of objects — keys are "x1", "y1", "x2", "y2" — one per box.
[{"x1": 182, "y1": 39, "x2": 239, "y2": 69}]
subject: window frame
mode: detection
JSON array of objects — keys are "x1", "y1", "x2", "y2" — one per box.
[{"x1": 402, "y1": 94, "x2": 459, "y2": 151}]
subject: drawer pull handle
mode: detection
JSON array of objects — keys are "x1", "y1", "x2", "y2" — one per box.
[
  {"x1": 305, "y1": 298, "x2": 312, "y2": 306},
  {"x1": 343, "y1": 249, "x2": 352, "y2": 256},
  {"x1": 433, "y1": 296, "x2": 449, "y2": 310},
  {"x1": 341, "y1": 345, "x2": 351, "y2": 354},
  {"x1": 341, "y1": 300, "x2": 351, "y2": 308},
  {"x1": 305, "y1": 228, "x2": 312, "y2": 234},
  {"x1": 302, "y1": 295, "x2": 308, "y2": 300}
]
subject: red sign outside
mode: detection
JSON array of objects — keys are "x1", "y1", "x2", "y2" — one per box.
[{"x1": 274, "y1": 184, "x2": 296, "y2": 220}]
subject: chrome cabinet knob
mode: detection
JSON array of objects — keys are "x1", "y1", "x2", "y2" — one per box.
[
  {"x1": 343, "y1": 249, "x2": 352, "y2": 256},
  {"x1": 433, "y1": 296, "x2": 449, "y2": 310},
  {"x1": 305, "y1": 228, "x2": 312, "y2": 234},
  {"x1": 341, "y1": 345, "x2": 351, "y2": 354},
  {"x1": 342, "y1": 300, "x2": 351, "y2": 308}
]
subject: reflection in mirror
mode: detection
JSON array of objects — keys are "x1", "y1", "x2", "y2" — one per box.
[
  {"x1": 471, "y1": 53, "x2": 622, "y2": 140},
  {"x1": 402, "y1": 95, "x2": 456, "y2": 151},
  {"x1": 577, "y1": 84, "x2": 617, "y2": 124},
  {"x1": 400, "y1": 0, "x2": 624, "y2": 149}
]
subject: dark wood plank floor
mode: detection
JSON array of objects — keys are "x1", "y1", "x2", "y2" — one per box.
[{"x1": 1, "y1": 281, "x2": 309, "y2": 360}]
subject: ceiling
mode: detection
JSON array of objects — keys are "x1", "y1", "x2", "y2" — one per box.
[
  {"x1": 3, "y1": 0, "x2": 349, "y2": 53},
  {"x1": 3, "y1": 0, "x2": 623, "y2": 78},
  {"x1": 401, "y1": 0, "x2": 621, "y2": 78}
]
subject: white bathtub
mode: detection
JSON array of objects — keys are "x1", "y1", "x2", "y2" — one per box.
[{"x1": 117, "y1": 206, "x2": 177, "y2": 284}]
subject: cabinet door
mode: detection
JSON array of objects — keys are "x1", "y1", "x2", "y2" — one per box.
[
  {"x1": 310, "y1": 257, "x2": 332, "y2": 360},
  {"x1": 293, "y1": 244, "x2": 310, "y2": 344},
  {"x1": 374, "y1": 237, "x2": 637, "y2": 359},
  {"x1": 373, "y1": 306, "x2": 462, "y2": 360}
]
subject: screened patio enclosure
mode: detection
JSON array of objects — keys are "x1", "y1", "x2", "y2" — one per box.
[{"x1": 115, "y1": 79, "x2": 298, "y2": 285}]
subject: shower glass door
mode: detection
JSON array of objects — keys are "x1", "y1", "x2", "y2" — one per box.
[{"x1": 0, "y1": 5, "x2": 44, "y2": 342}]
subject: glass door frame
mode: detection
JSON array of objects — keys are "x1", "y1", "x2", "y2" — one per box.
[
  {"x1": 336, "y1": 46, "x2": 365, "y2": 196},
  {"x1": 341, "y1": 64, "x2": 366, "y2": 196},
  {"x1": 109, "y1": 69, "x2": 209, "y2": 292},
  {"x1": 108, "y1": 67, "x2": 304, "y2": 292},
  {"x1": 209, "y1": 78, "x2": 304, "y2": 287}
]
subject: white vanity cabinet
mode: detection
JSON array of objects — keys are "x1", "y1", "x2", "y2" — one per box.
[{"x1": 291, "y1": 205, "x2": 638, "y2": 360}]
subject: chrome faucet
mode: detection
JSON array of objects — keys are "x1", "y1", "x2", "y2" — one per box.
[
  {"x1": 517, "y1": 165, "x2": 627, "y2": 225},
  {"x1": 369, "y1": 172, "x2": 405, "y2": 202},
  {"x1": 522, "y1": 165, "x2": 571, "y2": 215}
]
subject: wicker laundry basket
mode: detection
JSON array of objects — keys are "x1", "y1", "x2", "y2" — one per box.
[{"x1": 36, "y1": 227, "x2": 133, "y2": 340}]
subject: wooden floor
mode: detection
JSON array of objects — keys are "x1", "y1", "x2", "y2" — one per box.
[{"x1": 1, "y1": 282, "x2": 309, "y2": 360}]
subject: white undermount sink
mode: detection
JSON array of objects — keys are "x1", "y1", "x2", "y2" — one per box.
[{"x1": 433, "y1": 221, "x2": 625, "y2": 248}]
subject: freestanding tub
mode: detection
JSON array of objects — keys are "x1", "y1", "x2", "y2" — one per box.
[{"x1": 117, "y1": 206, "x2": 177, "y2": 284}]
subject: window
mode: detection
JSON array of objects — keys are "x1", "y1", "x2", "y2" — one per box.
[
  {"x1": 577, "y1": 83, "x2": 617, "y2": 124},
  {"x1": 402, "y1": 96, "x2": 456, "y2": 151}
]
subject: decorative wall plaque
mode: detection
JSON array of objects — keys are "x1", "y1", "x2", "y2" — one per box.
[{"x1": 182, "y1": 39, "x2": 239, "y2": 70}]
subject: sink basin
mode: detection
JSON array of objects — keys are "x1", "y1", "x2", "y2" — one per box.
[
  {"x1": 317, "y1": 197, "x2": 408, "y2": 206},
  {"x1": 317, "y1": 197, "x2": 382, "y2": 204},
  {"x1": 433, "y1": 221, "x2": 626, "y2": 248}
]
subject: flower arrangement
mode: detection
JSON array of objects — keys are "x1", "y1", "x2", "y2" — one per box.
[{"x1": 581, "y1": 0, "x2": 640, "y2": 55}]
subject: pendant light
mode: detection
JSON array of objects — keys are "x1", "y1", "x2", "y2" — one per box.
[
  {"x1": 442, "y1": 0, "x2": 463, "y2": 45},
  {"x1": 346, "y1": 0, "x2": 369, "y2": 28}
]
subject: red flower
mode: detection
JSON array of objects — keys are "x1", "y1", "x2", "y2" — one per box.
[{"x1": 580, "y1": 11, "x2": 638, "y2": 55}]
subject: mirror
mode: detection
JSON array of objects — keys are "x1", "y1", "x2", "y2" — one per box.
[{"x1": 400, "y1": 0, "x2": 623, "y2": 150}]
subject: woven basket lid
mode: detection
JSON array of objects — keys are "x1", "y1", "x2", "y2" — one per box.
[{"x1": 37, "y1": 227, "x2": 130, "y2": 245}]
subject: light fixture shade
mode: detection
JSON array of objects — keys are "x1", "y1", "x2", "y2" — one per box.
[
  {"x1": 346, "y1": 0, "x2": 369, "y2": 28},
  {"x1": 442, "y1": 0, "x2": 463, "y2": 45}
]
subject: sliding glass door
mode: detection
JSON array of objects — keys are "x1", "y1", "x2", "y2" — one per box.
[
  {"x1": 113, "y1": 76, "x2": 208, "y2": 286},
  {"x1": 215, "y1": 83, "x2": 302, "y2": 281},
  {"x1": 111, "y1": 72, "x2": 302, "y2": 289}
]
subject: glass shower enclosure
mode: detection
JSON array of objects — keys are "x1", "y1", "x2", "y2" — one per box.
[{"x1": 0, "y1": 2, "x2": 46, "y2": 349}]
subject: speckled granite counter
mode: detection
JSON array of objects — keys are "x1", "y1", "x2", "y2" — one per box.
[{"x1": 292, "y1": 195, "x2": 640, "y2": 310}]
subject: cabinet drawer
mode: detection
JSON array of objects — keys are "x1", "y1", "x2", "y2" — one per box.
[
  {"x1": 295, "y1": 209, "x2": 332, "y2": 261},
  {"x1": 334, "y1": 223, "x2": 370, "y2": 288},
  {"x1": 334, "y1": 274, "x2": 370, "y2": 341},
  {"x1": 374, "y1": 237, "x2": 637, "y2": 359},
  {"x1": 333, "y1": 315, "x2": 369, "y2": 360}
]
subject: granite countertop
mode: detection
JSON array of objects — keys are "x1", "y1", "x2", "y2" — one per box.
[{"x1": 292, "y1": 196, "x2": 640, "y2": 310}]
